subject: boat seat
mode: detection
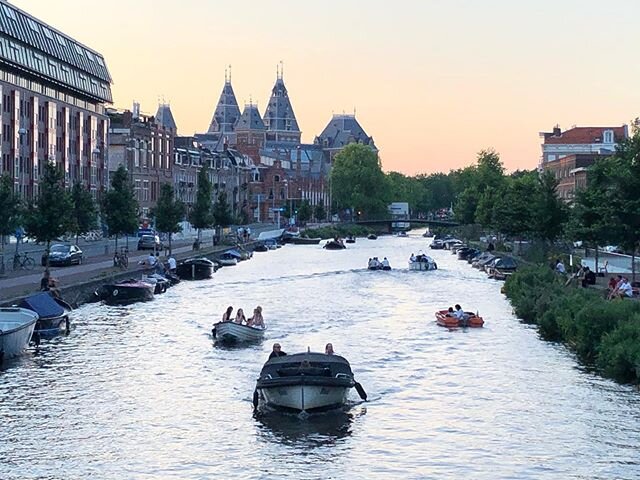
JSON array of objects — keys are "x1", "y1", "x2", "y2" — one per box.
[{"x1": 277, "y1": 366, "x2": 332, "y2": 377}]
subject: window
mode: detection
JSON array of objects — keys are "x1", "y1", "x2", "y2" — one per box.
[
  {"x1": 26, "y1": 18, "x2": 39, "y2": 33},
  {"x1": 603, "y1": 130, "x2": 614, "y2": 144},
  {"x1": 85, "y1": 50, "x2": 95, "y2": 62},
  {"x1": 2, "y1": 4, "x2": 16, "y2": 21},
  {"x1": 74, "y1": 44, "x2": 83, "y2": 56},
  {"x1": 96, "y1": 56, "x2": 105, "y2": 67},
  {"x1": 42, "y1": 27, "x2": 54, "y2": 40},
  {"x1": 55, "y1": 33, "x2": 66, "y2": 47}
]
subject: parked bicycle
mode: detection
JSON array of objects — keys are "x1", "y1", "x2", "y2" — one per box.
[
  {"x1": 113, "y1": 247, "x2": 129, "y2": 269},
  {"x1": 13, "y1": 252, "x2": 36, "y2": 271}
]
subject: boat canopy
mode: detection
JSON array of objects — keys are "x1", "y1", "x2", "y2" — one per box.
[
  {"x1": 258, "y1": 229, "x2": 285, "y2": 240},
  {"x1": 18, "y1": 293, "x2": 64, "y2": 319},
  {"x1": 224, "y1": 249, "x2": 243, "y2": 258}
]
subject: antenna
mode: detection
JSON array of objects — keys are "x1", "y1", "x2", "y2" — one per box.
[
  {"x1": 280, "y1": 60, "x2": 284, "y2": 79},
  {"x1": 228, "y1": 64, "x2": 232, "y2": 82}
]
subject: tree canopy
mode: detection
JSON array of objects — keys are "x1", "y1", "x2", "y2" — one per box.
[
  {"x1": 102, "y1": 165, "x2": 139, "y2": 242},
  {"x1": 213, "y1": 191, "x2": 233, "y2": 227},
  {"x1": 189, "y1": 165, "x2": 214, "y2": 236},
  {"x1": 152, "y1": 183, "x2": 185, "y2": 254},
  {"x1": 70, "y1": 182, "x2": 97, "y2": 244},
  {"x1": 0, "y1": 174, "x2": 22, "y2": 241}
]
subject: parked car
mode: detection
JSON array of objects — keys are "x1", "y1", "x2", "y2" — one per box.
[
  {"x1": 41, "y1": 244, "x2": 83, "y2": 266},
  {"x1": 137, "y1": 234, "x2": 163, "y2": 251}
]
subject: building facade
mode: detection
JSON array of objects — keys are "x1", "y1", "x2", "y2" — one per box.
[
  {"x1": 539, "y1": 124, "x2": 628, "y2": 201},
  {"x1": 107, "y1": 103, "x2": 176, "y2": 218},
  {"x1": 0, "y1": 1, "x2": 113, "y2": 200}
]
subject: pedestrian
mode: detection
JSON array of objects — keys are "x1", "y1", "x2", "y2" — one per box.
[{"x1": 167, "y1": 255, "x2": 177, "y2": 274}]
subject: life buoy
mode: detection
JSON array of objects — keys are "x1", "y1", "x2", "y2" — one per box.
[{"x1": 113, "y1": 289, "x2": 119, "y2": 296}]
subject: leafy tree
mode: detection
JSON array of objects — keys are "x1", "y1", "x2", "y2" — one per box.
[
  {"x1": 454, "y1": 186, "x2": 480, "y2": 225},
  {"x1": 189, "y1": 165, "x2": 214, "y2": 241},
  {"x1": 532, "y1": 170, "x2": 568, "y2": 245},
  {"x1": 314, "y1": 203, "x2": 326, "y2": 222},
  {"x1": 330, "y1": 143, "x2": 390, "y2": 219},
  {"x1": 152, "y1": 183, "x2": 185, "y2": 255},
  {"x1": 492, "y1": 174, "x2": 537, "y2": 239},
  {"x1": 213, "y1": 191, "x2": 233, "y2": 227},
  {"x1": 23, "y1": 162, "x2": 73, "y2": 267},
  {"x1": 297, "y1": 200, "x2": 312, "y2": 224},
  {"x1": 0, "y1": 174, "x2": 22, "y2": 272},
  {"x1": 70, "y1": 182, "x2": 97, "y2": 245},
  {"x1": 102, "y1": 165, "x2": 138, "y2": 249}
]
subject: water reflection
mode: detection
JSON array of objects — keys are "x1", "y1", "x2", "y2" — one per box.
[{"x1": 254, "y1": 407, "x2": 364, "y2": 447}]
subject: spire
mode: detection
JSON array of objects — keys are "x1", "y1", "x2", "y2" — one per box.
[
  {"x1": 207, "y1": 70, "x2": 241, "y2": 134},
  {"x1": 155, "y1": 103, "x2": 177, "y2": 132},
  {"x1": 263, "y1": 65, "x2": 301, "y2": 143}
]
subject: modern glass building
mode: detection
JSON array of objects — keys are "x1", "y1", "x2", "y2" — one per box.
[{"x1": 0, "y1": 0, "x2": 112, "y2": 199}]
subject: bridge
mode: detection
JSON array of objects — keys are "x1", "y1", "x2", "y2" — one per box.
[{"x1": 350, "y1": 218, "x2": 459, "y2": 233}]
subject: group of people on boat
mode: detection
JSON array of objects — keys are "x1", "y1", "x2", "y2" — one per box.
[
  {"x1": 221, "y1": 305, "x2": 265, "y2": 328},
  {"x1": 409, "y1": 252, "x2": 433, "y2": 263},
  {"x1": 268, "y1": 342, "x2": 335, "y2": 359},
  {"x1": 368, "y1": 257, "x2": 390, "y2": 269},
  {"x1": 445, "y1": 304, "x2": 470, "y2": 325}
]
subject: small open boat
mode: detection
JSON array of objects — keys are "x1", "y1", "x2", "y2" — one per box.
[
  {"x1": 212, "y1": 321, "x2": 265, "y2": 343},
  {"x1": 345, "y1": 236, "x2": 356, "y2": 244},
  {"x1": 0, "y1": 307, "x2": 38, "y2": 361},
  {"x1": 367, "y1": 234, "x2": 377, "y2": 240},
  {"x1": 288, "y1": 237, "x2": 322, "y2": 245},
  {"x1": 217, "y1": 251, "x2": 239, "y2": 267},
  {"x1": 324, "y1": 240, "x2": 346, "y2": 250},
  {"x1": 435, "y1": 310, "x2": 484, "y2": 328},
  {"x1": 96, "y1": 280, "x2": 155, "y2": 306},
  {"x1": 254, "y1": 351, "x2": 366, "y2": 413},
  {"x1": 176, "y1": 258, "x2": 217, "y2": 280},
  {"x1": 409, "y1": 253, "x2": 437, "y2": 271},
  {"x1": 18, "y1": 292, "x2": 71, "y2": 337}
]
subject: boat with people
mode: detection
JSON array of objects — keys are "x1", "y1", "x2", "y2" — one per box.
[
  {"x1": 95, "y1": 280, "x2": 155, "y2": 306},
  {"x1": 175, "y1": 257, "x2": 217, "y2": 280},
  {"x1": 345, "y1": 236, "x2": 356, "y2": 244},
  {"x1": 408, "y1": 253, "x2": 438, "y2": 271},
  {"x1": 368, "y1": 257, "x2": 391, "y2": 270},
  {"x1": 18, "y1": 292, "x2": 71, "y2": 337},
  {"x1": 212, "y1": 321, "x2": 265, "y2": 344},
  {"x1": 0, "y1": 307, "x2": 38, "y2": 362},
  {"x1": 435, "y1": 309, "x2": 484, "y2": 328},
  {"x1": 422, "y1": 230, "x2": 434, "y2": 238},
  {"x1": 324, "y1": 239, "x2": 346, "y2": 250},
  {"x1": 253, "y1": 350, "x2": 366, "y2": 413}
]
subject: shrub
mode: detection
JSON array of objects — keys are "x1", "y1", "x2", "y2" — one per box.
[{"x1": 597, "y1": 316, "x2": 640, "y2": 383}]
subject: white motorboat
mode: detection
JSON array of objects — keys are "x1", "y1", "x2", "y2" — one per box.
[
  {"x1": 212, "y1": 321, "x2": 265, "y2": 343},
  {"x1": 254, "y1": 352, "x2": 367, "y2": 413},
  {"x1": 409, "y1": 253, "x2": 438, "y2": 271},
  {"x1": 0, "y1": 307, "x2": 38, "y2": 361}
]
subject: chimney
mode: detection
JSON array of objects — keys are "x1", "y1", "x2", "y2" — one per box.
[{"x1": 553, "y1": 125, "x2": 561, "y2": 137}]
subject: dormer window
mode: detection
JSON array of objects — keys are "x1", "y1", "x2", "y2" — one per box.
[{"x1": 603, "y1": 130, "x2": 614, "y2": 144}]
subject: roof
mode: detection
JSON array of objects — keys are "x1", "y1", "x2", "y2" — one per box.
[
  {"x1": 263, "y1": 76, "x2": 300, "y2": 133},
  {"x1": 208, "y1": 80, "x2": 241, "y2": 133},
  {"x1": 543, "y1": 126, "x2": 627, "y2": 145},
  {"x1": 236, "y1": 104, "x2": 265, "y2": 131},
  {"x1": 0, "y1": 1, "x2": 112, "y2": 102},
  {"x1": 315, "y1": 114, "x2": 377, "y2": 150},
  {"x1": 155, "y1": 104, "x2": 177, "y2": 131}
]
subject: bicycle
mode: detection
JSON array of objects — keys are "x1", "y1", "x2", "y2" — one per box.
[
  {"x1": 13, "y1": 252, "x2": 35, "y2": 271},
  {"x1": 113, "y1": 247, "x2": 129, "y2": 269}
]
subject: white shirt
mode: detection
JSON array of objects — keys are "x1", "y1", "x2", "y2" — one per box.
[
  {"x1": 382, "y1": 259, "x2": 390, "y2": 267},
  {"x1": 619, "y1": 281, "x2": 633, "y2": 297},
  {"x1": 556, "y1": 262, "x2": 566, "y2": 274},
  {"x1": 147, "y1": 254, "x2": 157, "y2": 266},
  {"x1": 168, "y1": 257, "x2": 176, "y2": 270},
  {"x1": 410, "y1": 255, "x2": 416, "y2": 262},
  {"x1": 454, "y1": 309, "x2": 464, "y2": 320}
]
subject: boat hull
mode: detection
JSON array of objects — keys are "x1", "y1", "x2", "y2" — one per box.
[
  {"x1": 288, "y1": 237, "x2": 322, "y2": 245},
  {"x1": 213, "y1": 322, "x2": 265, "y2": 343},
  {"x1": 259, "y1": 384, "x2": 350, "y2": 413},
  {"x1": 18, "y1": 294, "x2": 72, "y2": 337},
  {"x1": 176, "y1": 259, "x2": 215, "y2": 280},
  {"x1": 409, "y1": 261, "x2": 437, "y2": 271},
  {"x1": 0, "y1": 308, "x2": 38, "y2": 360},
  {"x1": 218, "y1": 258, "x2": 238, "y2": 266},
  {"x1": 99, "y1": 284, "x2": 155, "y2": 306},
  {"x1": 435, "y1": 310, "x2": 484, "y2": 328}
]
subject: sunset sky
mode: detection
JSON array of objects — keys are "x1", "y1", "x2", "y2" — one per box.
[{"x1": 12, "y1": 0, "x2": 640, "y2": 175}]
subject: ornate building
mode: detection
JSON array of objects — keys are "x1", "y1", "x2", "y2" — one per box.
[{"x1": 0, "y1": 0, "x2": 113, "y2": 200}]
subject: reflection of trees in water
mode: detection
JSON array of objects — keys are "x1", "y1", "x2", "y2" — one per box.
[{"x1": 254, "y1": 406, "x2": 367, "y2": 448}]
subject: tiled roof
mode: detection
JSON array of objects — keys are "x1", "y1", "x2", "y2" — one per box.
[
  {"x1": 0, "y1": 1, "x2": 112, "y2": 102},
  {"x1": 543, "y1": 126, "x2": 627, "y2": 144},
  {"x1": 263, "y1": 77, "x2": 300, "y2": 133},
  {"x1": 208, "y1": 80, "x2": 240, "y2": 133},
  {"x1": 315, "y1": 114, "x2": 376, "y2": 150},
  {"x1": 155, "y1": 104, "x2": 177, "y2": 131},
  {"x1": 236, "y1": 104, "x2": 265, "y2": 131}
]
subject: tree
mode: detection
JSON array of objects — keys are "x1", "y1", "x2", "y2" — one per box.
[
  {"x1": 70, "y1": 182, "x2": 97, "y2": 245},
  {"x1": 213, "y1": 191, "x2": 233, "y2": 227},
  {"x1": 330, "y1": 144, "x2": 390, "y2": 219},
  {"x1": 23, "y1": 162, "x2": 73, "y2": 267},
  {"x1": 189, "y1": 165, "x2": 214, "y2": 241},
  {"x1": 0, "y1": 174, "x2": 22, "y2": 274},
  {"x1": 492, "y1": 174, "x2": 537, "y2": 239},
  {"x1": 314, "y1": 203, "x2": 326, "y2": 222},
  {"x1": 297, "y1": 200, "x2": 312, "y2": 224},
  {"x1": 532, "y1": 171, "x2": 568, "y2": 245},
  {"x1": 152, "y1": 183, "x2": 185, "y2": 255},
  {"x1": 102, "y1": 165, "x2": 138, "y2": 249}
]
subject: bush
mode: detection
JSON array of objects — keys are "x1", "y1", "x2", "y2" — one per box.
[
  {"x1": 303, "y1": 225, "x2": 374, "y2": 239},
  {"x1": 597, "y1": 316, "x2": 640, "y2": 383}
]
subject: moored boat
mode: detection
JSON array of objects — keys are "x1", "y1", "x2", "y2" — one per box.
[
  {"x1": 96, "y1": 280, "x2": 155, "y2": 306},
  {"x1": 254, "y1": 352, "x2": 366, "y2": 413},
  {"x1": 367, "y1": 234, "x2": 377, "y2": 240},
  {"x1": 0, "y1": 307, "x2": 38, "y2": 361},
  {"x1": 18, "y1": 292, "x2": 71, "y2": 337},
  {"x1": 212, "y1": 321, "x2": 265, "y2": 343},
  {"x1": 289, "y1": 237, "x2": 322, "y2": 245},
  {"x1": 176, "y1": 257, "x2": 217, "y2": 280},
  {"x1": 435, "y1": 309, "x2": 484, "y2": 328},
  {"x1": 218, "y1": 251, "x2": 240, "y2": 266}
]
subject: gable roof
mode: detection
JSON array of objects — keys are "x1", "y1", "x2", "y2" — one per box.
[
  {"x1": 543, "y1": 126, "x2": 627, "y2": 145},
  {"x1": 315, "y1": 114, "x2": 376, "y2": 150},
  {"x1": 208, "y1": 80, "x2": 241, "y2": 133},
  {"x1": 236, "y1": 104, "x2": 265, "y2": 131}
]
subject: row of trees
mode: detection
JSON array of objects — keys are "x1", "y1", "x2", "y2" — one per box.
[{"x1": 0, "y1": 162, "x2": 241, "y2": 268}]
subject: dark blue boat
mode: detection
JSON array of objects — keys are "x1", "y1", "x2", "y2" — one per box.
[{"x1": 18, "y1": 292, "x2": 71, "y2": 337}]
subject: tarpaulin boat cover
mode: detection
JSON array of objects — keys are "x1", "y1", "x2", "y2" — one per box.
[
  {"x1": 18, "y1": 293, "x2": 64, "y2": 319},
  {"x1": 224, "y1": 249, "x2": 242, "y2": 258}
]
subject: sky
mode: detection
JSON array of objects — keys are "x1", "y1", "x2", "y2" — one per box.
[{"x1": 12, "y1": 0, "x2": 640, "y2": 175}]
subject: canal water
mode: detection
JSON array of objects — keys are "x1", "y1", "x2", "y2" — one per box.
[{"x1": 1, "y1": 232, "x2": 639, "y2": 479}]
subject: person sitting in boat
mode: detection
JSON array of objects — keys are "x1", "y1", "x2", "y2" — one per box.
[
  {"x1": 410, "y1": 253, "x2": 416, "y2": 263},
  {"x1": 382, "y1": 257, "x2": 390, "y2": 269},
  {"x1": 446, "y1": 306, "x2": 455, "y2": 316},
  {"x1": 221, "y1": 306, "x2": 233, "y2": 322},
  {"x1": 454, "y1": 304, "x2": 469, "y2": 326},
  {"x1": 325, "y1": 343, "x2": 335, "y2": 355},
  {"x1": 269, "y1": 343, "x2": 287, "y2": 359},
  {"x1": 248, "y1": 306, "x2": 265, "y2": 329},
  {"x1": 234, "y1": 308, "x2": 247, "y2": 324}
]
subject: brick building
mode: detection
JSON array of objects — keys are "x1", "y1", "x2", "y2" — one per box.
[{"x1": 0, "y1": 1, "x2": 112, "y2": 200}]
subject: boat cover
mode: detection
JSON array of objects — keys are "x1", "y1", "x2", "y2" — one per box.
[
  {"x1": 18, "y1": 293, "x2": 64, "y2": 319},
  {"x1": 224, "y1": 249, "x2": 242, "y2": 258}
]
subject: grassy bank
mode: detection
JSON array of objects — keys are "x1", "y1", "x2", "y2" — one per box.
[
  {"x1": 302, "y1": 225, "x2": 375, "y2": 239},
  {"x1": 503, "y1": 266, "x2": 640, "y2": 384}
]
